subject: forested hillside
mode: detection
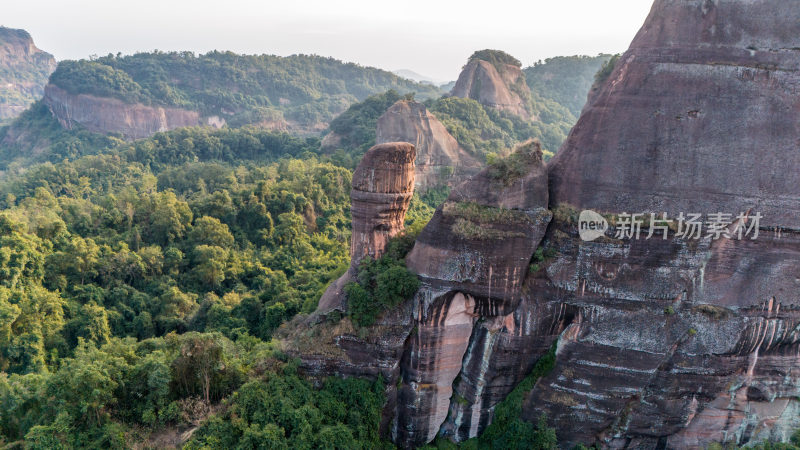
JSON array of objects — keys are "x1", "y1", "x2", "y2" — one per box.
[
  {"x1": 0, "y1": 46, "x2": 614, "y2": 448},
  {"x1": 47, "y1": 52, "x2": 443, "y2": 129},
  {"x1": 524, "y1": 54, "x2": 612, "y2": 116},
  {"x1": 322, "y1": 54, "x2": 608, "y2": 166},
  {"x1": 0, "y1": 123, "x2": 440, "y2": 447}
]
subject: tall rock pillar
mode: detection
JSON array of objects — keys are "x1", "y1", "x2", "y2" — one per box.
[{"x1": 317, "y1": 142, "x2": 416, "y2": 312}]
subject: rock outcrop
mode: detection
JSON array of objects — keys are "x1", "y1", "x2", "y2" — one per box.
[
  {"x1": 375, "y1": 100, "x2": 481, "y2": 191},
  {"x1": 395, "y1": 141, "x2": 552, "y2": 446},
  {"x1": 316, "y1": 142, "x2": 416, "y2": 312},
  {"x1": 450, "y1": 51, "x2": 531, "y2": 119},
  {"x1": 298, "y1": 1, "x2": 800, "y2": 448},
  {"x1": 0, "y1": 27, "x2": 56, "y2": 122},
  {"x1": 43, "y1": 85, "x2": 222, "y2": 140}
]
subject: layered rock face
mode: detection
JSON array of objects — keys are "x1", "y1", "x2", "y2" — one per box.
[
  {"x1": 316, "y1": 142, "x2": 416, "y2": 312},
  {"x1": 450, "y1": 57, "x2": 531, "y2": 119},
  {"x1": 394, "y1": 142, "x2": 552, "y2": 446},
  {"x1": 375, "y1": 100, "x2": 481, "y2": 191},
  {"x1": 300, "y1": 1, "x2": 800, "y2": 448},
  {"x1": 43, "y1": 85, "x2": 223, "y2": 140},
  {"x1": 526, "y1": 0, "x2": 800, "y2": 447},
  {"x1": 0, "y1": 27, "x2": 56, "y2": 122}
]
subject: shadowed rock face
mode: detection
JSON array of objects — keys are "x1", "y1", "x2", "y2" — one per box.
[
  {"x1": 450, "y1": 59, "x2": 531, "y2": 119},
  {"x1": 376, "y1": 100, "x2": 481, "y2": 191},
  {"x1": 297, "y1": 1, "x2": 800, "y2": 448},
  {"x1": 316, "y1": 142, "x2": 416, "y2": 312},
  {"x1": 43, "y1": 85, "x2": 224, "y2": 140}
]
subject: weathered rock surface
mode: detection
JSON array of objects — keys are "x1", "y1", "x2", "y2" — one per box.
[
  {"x1": 450, "y1": 56, "x2": 531, "y2": 119},
  {"x1": 392, "y1": 141, "x2": 552, "y2": 446},
  {"x1": 297, "y1": 1, "x2": 800, "y2": 448},
  {"x1": 524, "y1": 0, "x2": 800, "y2": 447},
  {"x1": 406, "y1": 140, "x2": 551, "y2": 306},
  {"x1": 376, "y1": 100, "x2": 481, "y2": 191},
  {"x1": 0, "y1": 27, "x2": 56, "y2": 122},
  {"x1": 43, "y1": 84, "x2": 223, "y2": 140},
  {"x1": 316, "y1": 142, "x2": 416, "y2": 312},
  {"x1": 548, "y1": 0, "x2": 800, "y2": 228}
]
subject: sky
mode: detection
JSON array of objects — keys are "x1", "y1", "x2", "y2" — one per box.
[{"x1": 3, "y1": 0, "x2": 653, "y2": 82}]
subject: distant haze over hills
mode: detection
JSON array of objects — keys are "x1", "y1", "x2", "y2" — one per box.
[
  {"x1": 391, "y1": 69, "x2": 449, "y2": 87},
  {"x1": 2, "y1": 1, "x2": 652, "y2": 81}
]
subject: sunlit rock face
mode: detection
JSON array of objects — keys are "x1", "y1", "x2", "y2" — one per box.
[
  {"x1": 316, "y1": 142, "x2": 416, "y2": 313},
  {"x1": 375, "y1": 100, "x2": 481, "y2": 192},
  {"x1": 0, "y1": 27, "x2": 56, "y2": 122},
  {"x1": 548, "y1": 0, "x2": 800, "y2": 228},
  {"x1": 43, "y1": 85, "x2": 216, "y2": 140}
]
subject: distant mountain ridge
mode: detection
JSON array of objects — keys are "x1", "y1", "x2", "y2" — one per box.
[{"x1": 43, "y1": 51, "x2": 445, "y2": 139}]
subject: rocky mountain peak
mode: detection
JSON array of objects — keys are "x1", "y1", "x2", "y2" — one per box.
[
  {"x1": 450, "y1": 49, "x2": 532, "y2": 119},
  {"x1": 300, "y1": 1, "x2": 800, "y2": 448},
  {"x1": 316, "y1": 142, "x2": 416, "y2": 312}
]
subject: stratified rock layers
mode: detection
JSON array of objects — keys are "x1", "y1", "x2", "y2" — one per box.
[
  {"x1": 394, "y1": 142, "x2": 552, "y2": 446},
  {"x1": 526, "y1": 0, "x2": 800, "y2": 447},
  {"x1": 316, "y1": 142, "x2": 416, "y2": 312},
  {"x1": 43, "y1": 85, "x2": 222, "y2": 140},
  {"x1": 376, "y1": 100, "x2": 481, "y2": 191},
  {"x1": 350, "y1": 142, "x2": 416, "y2": 263}
]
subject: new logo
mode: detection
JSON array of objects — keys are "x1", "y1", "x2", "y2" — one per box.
[{"x1": 579, "y1": 209, "x2": 608, "y2": 242}]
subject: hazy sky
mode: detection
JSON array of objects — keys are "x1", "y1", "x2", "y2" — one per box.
[{"x1": 3, "y1": 0, "x2": 653, "y2": 81}]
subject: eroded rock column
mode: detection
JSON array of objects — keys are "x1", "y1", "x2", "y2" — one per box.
[{"x1": 316, "y1": 142, "x2": 416, "y2": 312}]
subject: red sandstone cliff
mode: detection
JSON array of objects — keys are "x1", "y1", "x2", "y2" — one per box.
[
  {"x1": 316, "y1": 142, "x2": 416, "y2": 313},
  {"x1": 297, "y1": 1, "x2": 800, "y2": 448},
  {"x1": 375, "y1": 100, "x2": 481, "y2": 191},
  {"x1": 43, "y1": 85, "x2": 223, "y2": 140}
]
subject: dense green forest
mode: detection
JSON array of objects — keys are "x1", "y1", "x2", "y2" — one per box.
[
  {"x1": 0, "y1": 122, "x2": 443, "y2": 447},
  {"x1": 48, "y1": 52, "x2": 443, "y2": 128}
]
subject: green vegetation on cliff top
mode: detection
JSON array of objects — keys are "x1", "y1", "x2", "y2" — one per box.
[{"x1": 48, "y1": 51, "x2": 444, "y2": 127}]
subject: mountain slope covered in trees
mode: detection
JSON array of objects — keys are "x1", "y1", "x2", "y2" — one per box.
[
  {"x1": 0, "y1": 124, "x2": 440, "y2": 448},
  {"x1": 47, "y1": 52, "x2": 444, "y2": 129}
]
